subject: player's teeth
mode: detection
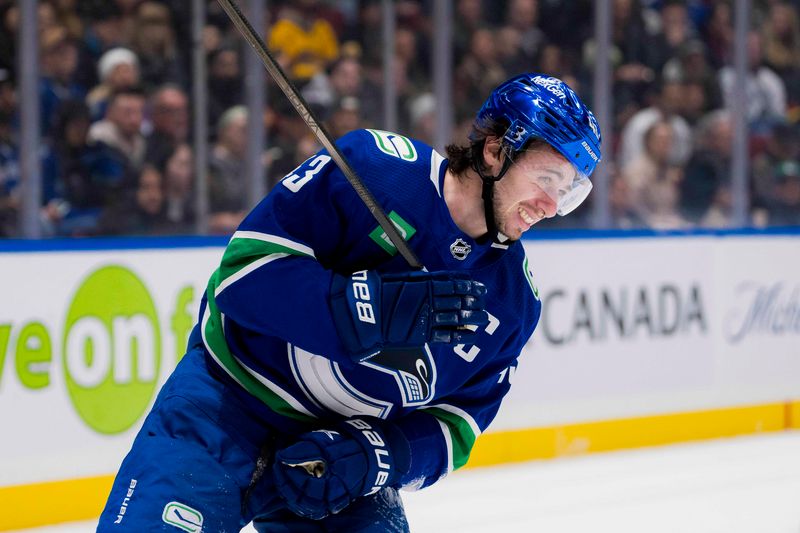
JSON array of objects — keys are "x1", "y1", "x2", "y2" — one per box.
[{"x1": 519, "y1": 206, "x2": 535, "y2": 225}]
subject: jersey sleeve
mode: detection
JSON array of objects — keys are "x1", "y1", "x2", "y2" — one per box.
[
  {"x1": 205, "y1": 133, "x2": 377, "y2": 366},
  {"x1": 392, "y1": 340, "x2": 524, "y2": 490}
]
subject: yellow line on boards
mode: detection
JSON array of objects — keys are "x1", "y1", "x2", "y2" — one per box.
[
  {"x1": 0, "y1": 475, "x2": 113, "y2": 530},
  {"x1": 466, "y1": 401, "x2": 790, "y2": 468},
  {"x1": 788, "y1": 400, "x2": 800, "y2": 429},
  {"x1": 1, "y1": 400, "x2": 799, "y2": 530}
]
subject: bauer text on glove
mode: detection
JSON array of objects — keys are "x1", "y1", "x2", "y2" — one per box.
[{"x1": 272, "y1": 417, "x2": 411, "y2": 520}]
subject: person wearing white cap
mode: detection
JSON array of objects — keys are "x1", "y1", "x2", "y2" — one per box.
[{"x1": 86, "y1": 47, "x2": 140, "y2": 121}]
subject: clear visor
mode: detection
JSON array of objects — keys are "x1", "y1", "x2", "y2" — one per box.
[{"x1": 507, "y1": 148, "x2": 593, "y2": 216}]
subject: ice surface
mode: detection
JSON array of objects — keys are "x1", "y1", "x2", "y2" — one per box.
[{"x1": 18, "y1": 431, "x2": 800, "y2": 533}]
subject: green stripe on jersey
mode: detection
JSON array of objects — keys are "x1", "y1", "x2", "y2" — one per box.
[
  {"x1": 203, "y1": 271, "x2": 316, "y2": 423},
  {"x1": 216, "y1": 231, "x2": 315, "y2": 295},
  {"x1": 203, "y1": 232, "x2": 318, "y2": 423},
  {"x1": 424, "y1": 407, "x2": 479, "y2": 471}
]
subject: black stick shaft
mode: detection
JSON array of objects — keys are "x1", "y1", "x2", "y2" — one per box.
[{"x1": 216, "y1": 0, "x2": 423, "y2": 269}]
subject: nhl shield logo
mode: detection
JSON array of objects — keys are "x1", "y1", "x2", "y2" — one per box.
[{"x1": 450, "y1": 238, "x2": 471, "y2": 260}]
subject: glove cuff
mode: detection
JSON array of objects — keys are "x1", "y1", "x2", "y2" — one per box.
[
  {"x1": 330, "y1": 271, "x2": 384, "y2": 361},
  {"x1": 338, "y1": 417, "x2": 411, "y2": 494}
]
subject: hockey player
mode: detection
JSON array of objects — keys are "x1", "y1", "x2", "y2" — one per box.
[{"x1": 98, "y1": 73, "x2": 601, "y2": 532}]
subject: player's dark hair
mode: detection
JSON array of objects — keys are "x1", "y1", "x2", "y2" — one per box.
[
  {"x1": 445, "y1": 119, "x2": 505, "y2": 177},
  {"x1": 445, "y1": 119, "x2": 550, "y2": 178}
]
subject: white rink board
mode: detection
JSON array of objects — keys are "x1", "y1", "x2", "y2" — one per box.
[
  {"x1": 1, "y1": 233, "x2": 799, "y2": 489},
  {"x1": 496, "y1": 234, "x2": 800, "y2": 430},
  {"x1": 0, "y1": 245, "x2": 223, "y2": 486}
]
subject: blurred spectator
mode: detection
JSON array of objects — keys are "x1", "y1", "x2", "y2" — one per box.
[
  {"x1": 662, "y1": 39, "x2": 722, "y2": 114},
  {"x1": 395, "y1": 25, "x2": 429, "y2": 96},
  {"x1": 114, "y1": 0, "x2": 142, "y2": 39},
  {"x1": 0, "y1": 4, "x2": 19, "y2": 77},
  {"x1": 505, "y1": 0, "x2": 546, "y2": 65},
  {"x1": 495, "y1": 26, "x2": 528, "y2": 76},
  {"x1": 0, "y1": 70, "x2": 14, "y2": 119},
  {"x1": 129, "y1": 1, "x2": 185, "y2": 91},
  {"x1": 703, "y1": 1, "x2": 734, "y2": 68},
  {"x1": 0, "y1": 108, "x2": 19, "y2": 236},
  {"x1": 619, "y1": 78, "x2": 692, "y2": 167},
  {"x1": 39, "y1": 25, "x2": 86, "y2": 137},
  {"x1": 719, "y1": 30, "x2": 787, "y2": 129},
  {"x1": 0, "y1": 0, "x2": 796, "y2": 237},
  {"x1": 208, "y1": 105, "x2": 248, "y2": 234},
  {"x1": 408, "y1": 92, "x2": 436, "y2": 145},
  {"x1": 345, "y1": 1, "x2": 382, "y2": 70},
  {"x1": 159, "y1": 142, "x2": 195, "y2": 233},
  {"x1": 268, "y1": 0, "x2": 340, "y2": 83},
  {"x1": 454, "y1": 28, "x2": 507, "y2": 122},
  {"x1": 680, "y1": 79, "x2": 711, "y2": 126},
  {"x1": 265, "y1": 96, "x2": 320, "y2": 187},
  {"x1": 648, "y1": 0, "x2": 696, "y2": 72},
  {"x1": 327, "y1": 96, "x2": 362, "y2": 139},
  {"x1": 79, "y1": 1, "x2": 124, "y2": 59},
  {"x1": 641, "y1": 179, "x2": 690, "y2": 229},
  {"x1": 609, "y1": 168, "x2": 648, "y2": 229},
  {"x1": 52, "y1": 0, "x2": 83, "y2": 41},
  {"x1": 621, "y1": 120, "x2": 683, "y2": 217},
  {"x1": 86, "y1": 47, "x2": 140, "y2": 121},
  {"x1": 541, "y1": 43, "x2": 575, "y2": 82},
  {"x1": 295, "y1": 134, "x2": 321, "y2": 167},
  {"x1": 44, "y1": 99, "x2": 128, "y2": 235},
  {"x1": 88, "y1": 86, "x2": 147, "y2": 172},
  {"x1": 758, "y1": 160, "x2": 800, "y2": 226},
  {"x1": 207, "y1": 46, "x2": 243, "y2": 132},
  {"x1": 303, "y1": 55, "x2": 381, "y2": 126},
  {"x1": 680, "y1": 109, "x2": 734, "y2": 223},
  {"x1": 761, "y1": 2, "x2": 800, "y2": 76},
  {"x1": 97, "y1": 163, "x2": 166, "y2": 235},
  {"x1": 35, "y1": 0, "x2": 59, "y2": 33},
  {"x1": 145, "y1": 84, "x2": 190, "y2": 162},
  {"x1": 454, "y1": 0, "x2": 485, "y2": 59},
  {"x1": 761, "y1": 2, "x2": 800, "y2": 112},
  {"x1": 607, "y1": 0, "x2": 657, "y2": 113},
  {"x1": 752, "y1": 122, "x2": 800, "y2": 226}
]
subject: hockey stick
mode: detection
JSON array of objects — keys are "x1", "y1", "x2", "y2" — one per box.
[{"x1": 216, "y1": 0, "x2": 423, "y2": 269}]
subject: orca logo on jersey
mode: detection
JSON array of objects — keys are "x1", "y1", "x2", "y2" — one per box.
[
  {"x1": 361, "y1": 346, "x2": 436, "y2": 406},
  {"x1": 367, "y1": 129, "x2": 418, "y2": 161}
]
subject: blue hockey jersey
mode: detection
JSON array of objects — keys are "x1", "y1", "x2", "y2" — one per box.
[{"x1": 198, "y1": 129, "x2": 541, "y2": 489}]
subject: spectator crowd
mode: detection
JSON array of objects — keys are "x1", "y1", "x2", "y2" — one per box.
[{"x1": 0, "y1": 0, "x2": 798, "y2": 237}]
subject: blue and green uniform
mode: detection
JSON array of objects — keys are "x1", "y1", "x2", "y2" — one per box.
[{"x1": 98, "y1": 129, "x2": 541, "y2": 532}]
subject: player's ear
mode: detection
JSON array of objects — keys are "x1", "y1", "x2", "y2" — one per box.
[{"x1": 482, "y1": 136, "x2": 504, "y2": 175}]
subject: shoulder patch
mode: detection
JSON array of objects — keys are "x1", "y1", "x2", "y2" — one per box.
[
  {"x1": 523, "y1": 255, "x2": 540, "y2": 300},
  {"x1": 367, "y1": 129, "x2": 418, "y2": 161},
  {"x1": 369, "y1": 211, "x2": 416, "y2": 255}
]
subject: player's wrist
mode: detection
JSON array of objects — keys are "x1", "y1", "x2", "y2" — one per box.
[
  {"x1": 337, "y1": 417, "x2": 411, "y2": 491},
  {"x1": 329, "y1": 270, "x2": 385, "y2": 361}
]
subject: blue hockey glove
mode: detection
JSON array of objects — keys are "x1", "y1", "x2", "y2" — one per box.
[
  {"x1": 272, "y1": 417, "x2": 411, "y2": 520},
  {"x1": 330, "y1": 269, "x2": 489, "y2": 361}
]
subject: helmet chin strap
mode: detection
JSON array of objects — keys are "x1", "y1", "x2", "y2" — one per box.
[{"x1": 472, "y1": 154, "x2": 514, "y2": 245}]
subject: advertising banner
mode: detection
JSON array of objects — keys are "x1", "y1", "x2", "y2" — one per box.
[
  {"x1": 1, "y1": 232, "x2": 798, "y2": 496},
  {"x1": 494, "y1": 234, "x2": 800, "y2": 430},
  {"x1": 0, "y1": 246, "x2": 221, "y2": 487}
]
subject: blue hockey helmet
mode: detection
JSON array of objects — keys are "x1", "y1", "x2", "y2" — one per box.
[{"x1": 472, "y1": 74, "x2": 602, "y2": 216}]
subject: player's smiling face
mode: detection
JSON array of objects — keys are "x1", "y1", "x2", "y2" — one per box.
[{"x1": 491, "y1": 146, "x2": 574, "y2": 240}]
